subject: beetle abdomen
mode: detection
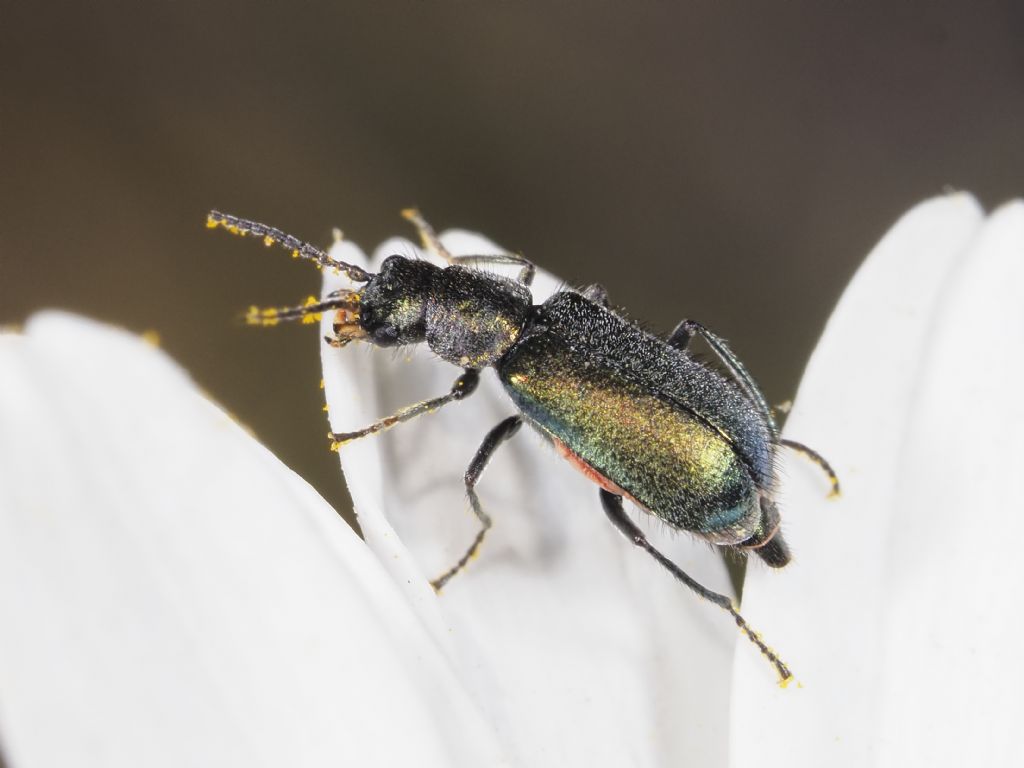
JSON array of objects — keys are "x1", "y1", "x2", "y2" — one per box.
[{"x1": 498, "y1": 293, "x2": 768, "y2": 541}]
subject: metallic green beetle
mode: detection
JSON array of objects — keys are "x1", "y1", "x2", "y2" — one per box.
[{"x1": 208, "y1": 208, "x2": 838, "y2": 683}]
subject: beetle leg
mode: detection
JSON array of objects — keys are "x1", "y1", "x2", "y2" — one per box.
[
  {"x1": 599, "y1": 489, "x2": 793, "y2": 684},
  {"x1": 667, "y1": 319, "x2": 778, "y2": 437},
  {"x1": 431, "y1": 415, "x2": 523, "y2": 592},
  {"x1": 328, "y1": 369, "x2": 479, "y2": 448},
  {"x1": 778, "y1": 438, "x2": 841, "y2": 497},
  {"x1": 401, "y1": 208, "x2": 536, "y2": 286}
]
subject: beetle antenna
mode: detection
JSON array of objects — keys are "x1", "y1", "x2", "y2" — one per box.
[
  {"x1": 206, "y1": 210, "x2": 373, "y2": 284},
  {"x1": 243, "y1": 291, "x2": 361, "y2": 328}
]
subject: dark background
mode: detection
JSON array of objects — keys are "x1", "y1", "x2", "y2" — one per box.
[{"x1": 2, "y1": 1, "x2": 1022, "y2": 524}]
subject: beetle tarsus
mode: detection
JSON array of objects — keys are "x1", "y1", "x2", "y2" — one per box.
[
  {"x1": 431, "y1": 415, "x2": 523, "y2": 591},
  {"x1": 779, "y1": 438, "x2": 842, "y2": 497}
]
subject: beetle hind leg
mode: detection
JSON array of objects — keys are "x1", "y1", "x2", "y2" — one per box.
[
  {"x1": 431, "y1": 415, "x2": 523, "y2": 592},
  {"x1": 599, "y1": 489, "x2": 793, "y2": 683},
  {"x1": 779, "y1": 438, "x2": 841, "y2": 497}
]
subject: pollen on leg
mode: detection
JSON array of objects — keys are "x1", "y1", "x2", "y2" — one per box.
[
  {"x1": 245, "y1": 305, "x2": 280, "y2": 327},
  {"x1": 300, "y1": 296, "x2": 322, "y2": 325}
]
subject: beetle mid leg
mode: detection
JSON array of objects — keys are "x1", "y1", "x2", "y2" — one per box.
[
  {"x1": 599, "y1": 489, "x2": 793, "y2": 683},
  {"x1": 431, "y1": 415, "x2": 523, "y2": 592},
  {"x1": 328, "y1": 369, "x2": 479, "y2": 449},
  {"x1": 401, "y1": 208, "x2": 536, "y2": 286}
]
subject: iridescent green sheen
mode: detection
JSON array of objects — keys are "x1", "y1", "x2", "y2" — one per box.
[{"x1": 499, "y1": 295, "x2": 762, "y2": 541}]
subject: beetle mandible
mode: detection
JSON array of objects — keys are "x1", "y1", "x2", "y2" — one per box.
[{"x1": 207, "y1": 208, "x2": 839, "y2": 683}]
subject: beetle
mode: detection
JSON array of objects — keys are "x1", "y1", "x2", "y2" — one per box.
[{"x1": 207, "y1": 208, "x2": 838, "y2": 682}]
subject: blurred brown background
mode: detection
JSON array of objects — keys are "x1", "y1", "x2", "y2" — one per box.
[{"x1": 2, "y1": 1, "x2": 1022, "y2": 524}]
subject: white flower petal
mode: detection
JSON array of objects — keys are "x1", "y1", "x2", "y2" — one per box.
[
  {"x1": 0, "y1": 313, "x2": 507, "y2": 767},
  {"x1": 876, "y1": 201, "x2": 1024, "y2": 763},
  {"x1": 323, "y1": 230, "x2": 750, "y2": 766},
  {"x1": 732, "y1": 194, "x2": 1024, "y2": 765}
]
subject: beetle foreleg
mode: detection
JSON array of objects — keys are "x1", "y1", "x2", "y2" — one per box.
[
  {"x1": 328, "y1": 369, "x2": 479, "y2": 449},
  {"x1": 431, "y1": 415, "x2": 523, "y2": 592},
  {"x1": 599, "y1": 489, "x2": 793, "y2": 684}
]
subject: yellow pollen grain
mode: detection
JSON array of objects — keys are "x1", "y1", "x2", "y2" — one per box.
[
  {"x1": 246, "y1": 306, "x2": 280, "y2": 327},
  {"x1": 263, "y1": 235, "x2": 275, "y2": 247},
  {"x1": 301, "y1": 296, "x2": 322, "y2": 324},
  {"x1": 141, "y1": 329, "x2": 161, "y2": 347}
]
